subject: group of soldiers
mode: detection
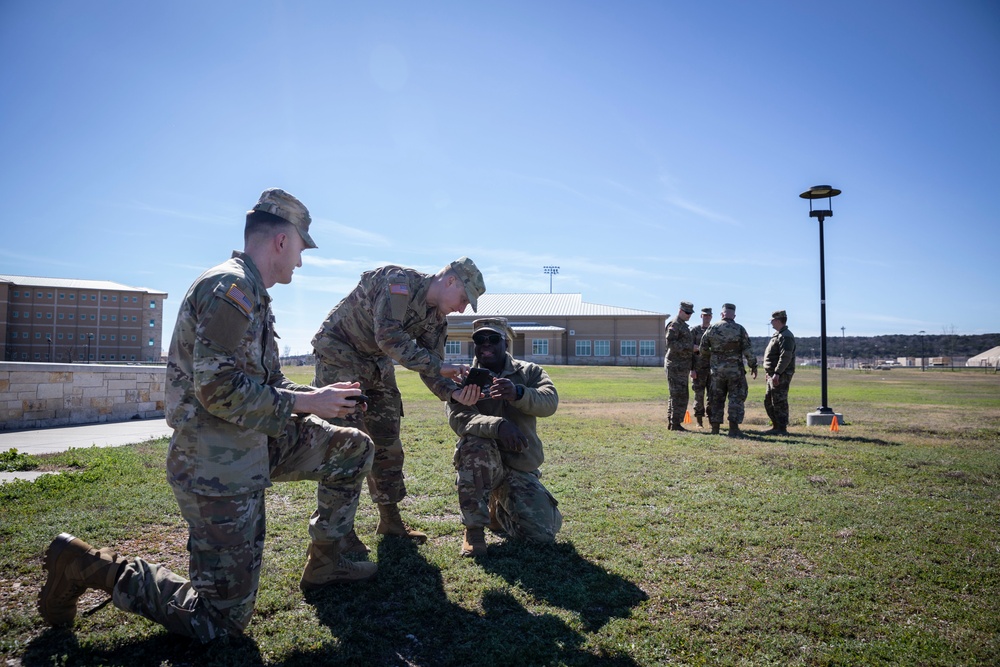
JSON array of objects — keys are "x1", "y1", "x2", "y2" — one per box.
[
  {"x1": 38, "y1": 188, "x2": 562, "y2": 643},
  {"x1": 664, "y1": 300, "x2": 797, "y2": 437}
]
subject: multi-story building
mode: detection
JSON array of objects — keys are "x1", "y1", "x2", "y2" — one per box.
[
  {"x1": 447, "y1": 293, "x2": 667, "y2": 366},
  {"x1": 0, "y1": 275, "x2": 168, "y2": 364}
]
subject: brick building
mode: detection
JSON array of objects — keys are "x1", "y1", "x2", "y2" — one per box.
[
  {"x1": 0, "y1": 275, "x2": 168, "y2": 364},
  {"x1": 447, "y1": 293, "x2": 667, "y2": 366}
]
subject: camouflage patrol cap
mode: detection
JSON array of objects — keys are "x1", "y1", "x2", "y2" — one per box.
[
  {"x1": 680, "y1": 301, "x2": 694, "y2": 314},
  {"x1": 250, "y1": 188, "x2": 317, "y2": 249},
  {"x1": 701, "y1": 307, "x2": 713, "y2": 316},
  {"x1": 448, "y1": 257, "x2": 486, "y2": 312},
  {"x1": 723, "y1": 303, "x2": 736, "y2": 312},
  {"x1": 772, "y1": 310, "x2": 788, "y2": 321},
  {"x1": 473, "y1": 316, "x2": 514, "y2": 342}
]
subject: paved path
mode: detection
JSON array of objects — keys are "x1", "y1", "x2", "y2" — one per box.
[{"x1": 0, "y1": 418, "x2": 172, "y2": 484}]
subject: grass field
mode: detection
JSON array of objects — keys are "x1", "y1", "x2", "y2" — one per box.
[{"x1": 1, "y1": 366, "x2": 998, "y2": 666}]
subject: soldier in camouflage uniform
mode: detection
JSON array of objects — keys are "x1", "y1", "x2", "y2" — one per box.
[
  {"x1": 664, "y1": 301, "x2": 696, "y2": 431},
  {"x1": 39, "y1": 188, "x2": 378, "y2": 643},
  {"x1": 700, "y1": 303, "x2": 758, "y2": 437},
  {"x1": 762, "y1": 310, "x2": 796, "y2": 435},
  {"x1": 446, "y1": 317, "x2": 561, "y2": 557},
  {"x1": 689, "y1": 307, "x2": 713, "y2": 427},
  {"x1": 312, "y1": 257, "x2": 486, "y2": 554}
]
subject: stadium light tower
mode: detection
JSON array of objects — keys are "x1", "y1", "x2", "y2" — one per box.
[
  {"x1": 800, "y1": 185, "x2": 844, "y2": 427},
  {"x1": 543, "y1": 265, "x2": 560, "y2": 293}
]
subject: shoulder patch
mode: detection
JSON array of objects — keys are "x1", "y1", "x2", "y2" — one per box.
[
  {"x1": 226, "y1": 283, "x2": 254, "y2": 315},
  {"x1": 389, "y1": 283, "x2": 410, "y2": 296}
]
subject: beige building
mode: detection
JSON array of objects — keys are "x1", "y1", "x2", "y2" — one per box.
[
  {"x1": 0, "y1": 275, "x2": 168, "y2": 364},
  {"x1": 447, "y1": 293, "x2": 667, "y2": 366}
]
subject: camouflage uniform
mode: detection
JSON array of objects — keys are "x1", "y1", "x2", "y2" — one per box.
[
  {"x1": 763, "y1": 321, "x2": 796, "y2": 429},
  {"x1": 700, "y1": 312, "x2": 758, "y2": 426},
  {"x1": 113, "y1": 251, "x2": 373, "y2": 643},
  {"x1": 312, "y1": 265, "x2": 461, "y2": 505},
  {"x1": 446, "y1": 354, "x2": 562, "y2": 543},
  {"x1": 689, "y1": 309, "x2": 712, "y2": 420},
  {"x1": 663, "y1": 315, "x2": 694, "y2": 427}
]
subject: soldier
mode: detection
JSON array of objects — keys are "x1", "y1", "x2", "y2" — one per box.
[
  {"x1": 762, "y1": 310, "x2": 796, "y2": 435},
  {"x1": 664, "y1": 301, "x2": 695, "y2": 431},
  {"x1": 700, "y1": 303, "x2": 758, "y2": 437},
  {"x1": 312, "y1": 257, "x2": 485, "y2": 554},
  {"x1": 39, "y1": 188, "x2": 377, "y2": 643},
  {"x1": 447, "y1": 317, "x2": 561, "y2": 556},
  {"x1": 689, "y1": 307, "x2": 713, "y2": 427}
]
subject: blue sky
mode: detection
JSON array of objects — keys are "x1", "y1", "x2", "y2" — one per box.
[{"x1": 2, "y1": 1, "x2": 998, "y2": 354}]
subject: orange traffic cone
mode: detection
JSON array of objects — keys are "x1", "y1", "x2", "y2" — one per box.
[
  {"x1": 683, "y1": 410, "x2": 692, "y2": 424},
  {"x1": 830, "y1": 415, "x2": 840, "y2": 432}
]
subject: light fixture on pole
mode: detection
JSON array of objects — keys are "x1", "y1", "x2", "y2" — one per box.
[
  {"x1": 800, "y1": 185, "x2": 844, "y2": 427},
  {"x1": 543, "y1": 266, "x2": 560, "y2": 294}
]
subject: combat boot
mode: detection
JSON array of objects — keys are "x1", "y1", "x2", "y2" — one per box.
[
  {"x1": 761, "y1": 426, "x2": 788, "y2": 436},
  {"x1": 300, "y1": 541, "x2": 377, "y2": 591},
  {"x1": 710, "y1": 423, "x2": 721, "y2": 435},
  {"x1": 667, "y1": 422, "x2": 675, "y2": 430},
  {"x1": 727, "y1": 421, "x2": 743, "y2": 438},
  {"x1": 376, "y1": 503, "x2": 428, "y2": 544},
  {"x1": 38, "y1": 533, "x2": 127, "y2": 626},
  {"x1": 672, "y1": 423, "x2": 688, "y2": 432},
  {"x1": 460, "y1": 526, "x2": 487, "y2": 557},
  {"x1": 696, "y1": 416, "x2": 704, "y2": 427},
  {"x1": 340, "y1": 528, "x2": 370, "y2": 555}
]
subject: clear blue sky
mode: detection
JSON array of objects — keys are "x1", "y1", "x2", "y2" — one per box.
[{"x1": 2, "y1": 1, "x2": 998, "y2": 354}]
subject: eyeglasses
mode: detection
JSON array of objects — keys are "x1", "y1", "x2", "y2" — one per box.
[{"x1": 473, "y1": 333, "x2": 503, "y2": 345}]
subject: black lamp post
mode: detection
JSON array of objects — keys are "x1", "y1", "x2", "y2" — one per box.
[
  {"x1": 47, "y1": 335, "x2": 52, "y2": 362},
  {"x1": 800, "y1": 185, "x2": 844, "y2": 426},
  {"x1": 87, "y1": 333, "x2": 93, "y2": 364}
]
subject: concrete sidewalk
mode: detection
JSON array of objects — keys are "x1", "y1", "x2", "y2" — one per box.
[{"x1": 0, "y1": 418, "x2": 172, "y2": 484}]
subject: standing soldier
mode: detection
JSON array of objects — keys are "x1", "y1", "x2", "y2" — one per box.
[
  {"x1": 312, "y1": 258, "x2": 486, "y2": 554},
  {"x1": 689, "y1": 307, "x2": 713, "y2": 427},
  {"x1": 664, "y1": 301, "x2": 695, "y2": 431},
  {"x1": 700, "y1": 303, "x2": 758, "y2": 437},
  {"x1": 762, "y1": 310, "x2": 796, "y2": 435}
]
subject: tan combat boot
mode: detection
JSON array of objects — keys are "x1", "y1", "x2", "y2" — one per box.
[
  {"x1": 376, "y1": 503, "x2": 427, "y2": 544},
  {"x1": 340, "y1": 528, "x2": 370, "y2": 555},
  {"x1": 38, "y1": 533, "x2": 127, "y2": 626},
  {"x1": 460, "y1": 526, "x2": 487, "y2": 558},
  {"x1": 300, "y1": 540, "x2": 377, "y2": 591}
]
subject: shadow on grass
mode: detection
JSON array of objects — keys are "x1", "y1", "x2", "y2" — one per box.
[
  {"x1": 292, "y1": 536, "x2": 642, "y2": 666},
  {"x1": 739, "y1": 428, "x2": 902, "y2": 447}
]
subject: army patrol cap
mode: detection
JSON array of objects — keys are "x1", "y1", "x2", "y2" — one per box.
[
  {"x1": 448, "y1": 257, "x2": 486, "y2": 313},
  {"x1": 473, "y1": 316, "x2": 514, "y2": 342},
  {"x1": 723, "y1": 302, "x2": 737, "y2": 312},
  {"x1": 701, "y1": 307, "x2": 713, "y2": 316},
  {"x1": 250, "y1": 188, "x2": 317, "y2": 249},
  {"x1": 772, "y1": 310, "x2": 788, "y2": 321},
  {"x1": 680, "y1": 301, "x2": 694, "y2": 314}
]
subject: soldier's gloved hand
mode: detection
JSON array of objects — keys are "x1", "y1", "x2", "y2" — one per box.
[
  {"x1": 489, "y1": 377, "x2": 519, "y2": 402},
  {"x1": 497, "y1": 421, "x2": 528, "y2": 453}
]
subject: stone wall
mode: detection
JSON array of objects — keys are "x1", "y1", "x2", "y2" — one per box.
[{"x1": 0, "y1": 362, "x2": 165, "y2": 430}]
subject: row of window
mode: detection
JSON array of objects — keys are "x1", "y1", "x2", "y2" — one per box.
[
  {"x1": 8, "y1": 332, "x2": 152, "y2": 342},
  {"x1": 14, "y1": 352, "x2": 144, "y2": 361},
  {"x1": 10, "y1": 291, "x2": 157, "y2": 308},
  {"x1": 11, "y1": 312, "x2": 155, "y2": 325},
  {"x1": 444, "y1": 339, "x2": 659, "y2": 357}
]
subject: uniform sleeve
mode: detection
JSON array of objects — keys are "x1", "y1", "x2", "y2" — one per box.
[
  {"x1": 700, "y1": 329, "x2": 713, "y2": 365},
  {"x1": 510, "y1": 365, "x2": 558, "y2": 417},
  {"x1": 193, "y1": 284, "x2": 295, "y2": 437},
  {"x1": 418, "y1": 323, "x2": 460, "y2": 400},
  {"x1": 775, "y1": 333, "x2": 796, "y2": 374},
  {"x1": 371, "y1": 272, "x2": 444, "y2": 377},
  {"x1": 741, "y1": 327, "x2": 758, "y2": 371},
  {"x1": 447, "y1": 400, "x2": 504, "y2": 438}
]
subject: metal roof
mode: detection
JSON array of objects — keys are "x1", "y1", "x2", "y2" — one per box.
[
  {"x1": 463, "y1": 293, "x2": 664, "y2": 317},
  {"x1": 0, "y1": 274, "x2": 168, "y2": 296}
]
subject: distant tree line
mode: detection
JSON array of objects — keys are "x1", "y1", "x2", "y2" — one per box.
[{"x1": 748, "y1": 333, "x2": 1000, "y2": 361}]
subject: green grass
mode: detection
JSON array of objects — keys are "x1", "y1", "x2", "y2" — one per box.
[{"x1": 2, "y1": 366, "x2": 998, "y2": 665}]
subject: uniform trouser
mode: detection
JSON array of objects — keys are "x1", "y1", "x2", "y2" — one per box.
[
  {"x1": 112, "y1": 416, "x2": 373, "y2": 643},
  {"x1": 453, "y1": 435, "x2": 562, "y2": 543},
  {"x1": 664, "y1": 364, "x2": 690, "y2": 425},
  {"x1": 764, "y1": 372, "x2": 793, "y2": 428},
  {"x1": 708, "y1": 366, "x2": 749, "y2": 425},
  {"x1": 315, "y1": 350, "x2": 406, "y2": 505},
  {"x1": 692, "y1": 365, "x2": 710, "y2": 418}
]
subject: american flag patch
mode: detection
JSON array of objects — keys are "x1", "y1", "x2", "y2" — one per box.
[
  {"x1": 389, "y1": 283, "x2": 409, "y2": 296},
  {"x1": 226, "y1": 284, "x2": 253, "y2": 314}
]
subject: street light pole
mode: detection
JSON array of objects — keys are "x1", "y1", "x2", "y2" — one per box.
[
  {"x1": 543, "y1": 266, "x2": 560, "y2": 294},
  {"x1": 800, "y1": 185, "x2": 844, "y2": 427},
  {"x1": 87, "y1": 333, "x2": 93, "y2": 364}
]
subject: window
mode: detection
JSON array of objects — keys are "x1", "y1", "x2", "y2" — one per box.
[
  {"x1": 37, "y1": 312, "x2": 42, "y2": 318},
  {"x1": 35, "y1": 333, "x2": 42, "y2": 339},
  {"x1": 133, "y1": 296, "x2": 138, "y2": 303},
  {"x1": 47, "y1": 293, "x2": 52, "y2": 298},
  {"x1": 575, "y1": 340, "x2": 592, "y2": 356},
  {"x1": 594, "y1": 340, "x2": 611, "y2": 356},
  {"x1": 620, "y1": 340, "x2": 637, "y2": 356},
  {"x1": 150, "y1": 301, "x2": 157, "y2": 309},
  {"x1": 102, "y1": 315, "x2": 107, "y2": 321},
  {"x1": 91, "y1": 314, "x2": 96, "y2": 320},
  {"x1": 101, "y1": 335, "x2": 106, "y2": 341},
  {"x1": 67, "y1": 334, "x2": 74, "y2": 340},
  {"x1": 91, "y1": 295, "x2": 96, "y2": 300},
  {"x1": 532, "y1": 339, "x2": 549, "y2": 355},
  {"x1": 37, "y1": 292, "x2": 42, "y2": 298},
  {"x1": 148, "y1": 338, "x2": 155, "y2": 346},
  {"x1": 70, "y1": 294, "x2": 75, "y2": 300},
  {"x1": 46, "y1": 313, "x2": 52, "y2": 319},
  {"x1": 130, "y1": 355, "x2": 136, "y2": 360},
  {"x1": 34, "y1": 353, "x2": 41, "y2": 359},
  {"x1": 12, "y1": 291, "x2": 18, "y2": 297},
  {"x1": 149, "y1": 319, "x2": 155, "y2": 328},
  {"x1": 112, "y1": 296, "x2": 117, "y2": 302},
  {"x1": 100, "y1": 354, "x2": 106, "y2": 360},
  {"x1": 69, "y1": 314, "x2": 74, "y2": 320},
  {"x1": 111, "y1": 335, "x2": 116, "y2": 341},
  {"x1": 640, "y1": 340, "x2": 656, "y2": 356},
  {"x1": 131, "y1": 335, "x2": 136, "y2": 341},
  {"x1": 132, "y1": 316, "x2": 137, "y2": 321},
  {"x1": 59, "y1": 293, "x2": 65, "y2": 299},
  {"x1": 102, "y1": 295, "x2": 108, "y2": 301},
  {"x1": 58, "y1": 333, "x2": 64, "y2": 340},
  {"x1": 111, "y1": 315, "x2": 116, "y2": 321},
  {"x1": 12, "y1": 312, "x2": 17, "y2": 319},
  {"x1": 110, "y1": 355, "x2": 116, "y2": 360},
  {"x1": 59, "y1": 313, "x2": 64, "y2": 319},
  {"x1": 445, "y1": 340, "x2": 461, "y2": 355}
]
